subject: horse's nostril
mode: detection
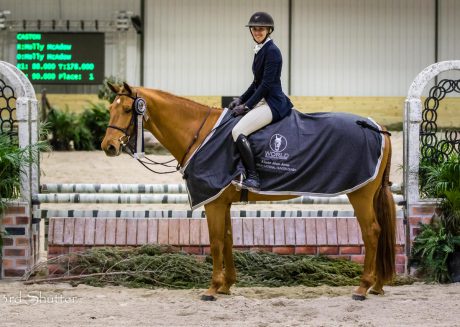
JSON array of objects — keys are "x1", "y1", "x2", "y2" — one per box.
[{"x1": 106, "y1": 144, "x2": 118, "y2": 156}]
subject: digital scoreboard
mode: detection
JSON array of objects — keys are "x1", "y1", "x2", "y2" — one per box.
[{"x1": 16, "y1": 32, "x2": 105, "y2": 84}]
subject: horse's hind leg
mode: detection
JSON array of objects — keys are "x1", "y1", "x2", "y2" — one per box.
[
  {"x1": 217, "y1": 204, "x2": 236, "y2": 295},
  {"x1": 369, "y1": 280, "x2": 385, "y2": 296},
  {"x1": 202, "y1": 202, "x2": 227, "y2": 301},
  {"x1": 348, "y1": 190, "x2": 381, "y2": 301}
]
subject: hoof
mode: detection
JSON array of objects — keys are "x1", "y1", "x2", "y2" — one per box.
[
  {"x1": 200, "y1": 294, "x2": 217, "y2": 301},
  {"x1": 369, "y1": 288, "x2": 384, "y2": 296},
  {"x1": 351, "y1": 294, "x2": 366, "y2": 301}
]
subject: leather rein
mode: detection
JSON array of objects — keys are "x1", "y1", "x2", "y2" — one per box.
[
  {"x1": 108, "y1": 93, "x2": 212, "y2": 173},
  {"x1": 177, "y1": 105, "x2": 212, "y2": 170}
]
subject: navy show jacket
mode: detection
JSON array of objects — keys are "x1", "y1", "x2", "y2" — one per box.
[{"x1": 239, "y1": 39, "x2": 293, "y2": 122}]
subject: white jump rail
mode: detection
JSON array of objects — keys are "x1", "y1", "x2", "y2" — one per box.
[
  {"x1": 39, "y1": 183, "x2": 402, "y2": 194},
  {"x1": 33, "y1": 192, "x2": 404, "y2": 205}
]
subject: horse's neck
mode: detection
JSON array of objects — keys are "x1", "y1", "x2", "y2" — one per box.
[{"x1": 141, "y1": 89, "x2": 222, "y2": 163}]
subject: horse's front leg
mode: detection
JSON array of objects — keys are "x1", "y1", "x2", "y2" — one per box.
[
  {"x1": 201, "y1": 202, "x2": 227, "y2": 301},
  {"x1": 217, "y1": 204, "x2": 236, "y2": 295}
]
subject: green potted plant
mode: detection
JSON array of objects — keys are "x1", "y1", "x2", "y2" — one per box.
[
  {"x1": 411, "y1": 217, "x2": 460, "y2": 282},
  {"x1": 413, "y1": 152, "x2": 460, "y2": 282},
  {"x1": 79, "y1": 103, "x2": 110, "y2": 150}
]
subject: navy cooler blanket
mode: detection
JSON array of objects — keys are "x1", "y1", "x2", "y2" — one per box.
[{"x1": 184, "y1": 110, "x2": 384, "y2": 209}]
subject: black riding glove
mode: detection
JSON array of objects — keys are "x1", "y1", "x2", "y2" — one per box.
[
  {"x1": 228, "y1": 97, "x2": 242, "y2": 110},
  {"x1": 232, "y1": 104, "x2": 250, "y2": 117}
]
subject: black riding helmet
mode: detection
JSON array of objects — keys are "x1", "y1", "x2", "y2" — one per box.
[{"x1": 246, "y1": 12, "x2": 274, "y2": 44}]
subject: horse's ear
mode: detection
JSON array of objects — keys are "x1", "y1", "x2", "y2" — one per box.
[
  {"x1": 107, "y1": 82, "x2": 119, "y2": 94},
  {"x1": 123, "y1": 82, "x2": 133, "y2": 94}
]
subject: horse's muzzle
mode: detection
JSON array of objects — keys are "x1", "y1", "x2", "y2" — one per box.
[{"x1": 101, "y1": 139, "x2": 121, "y2": 157}]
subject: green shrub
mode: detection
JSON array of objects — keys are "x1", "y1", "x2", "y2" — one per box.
[
  {"x1": 46, "y1": 103, "x2": 109, "y2": 151},
  {"x1": 79, "y1": 103, "x2": 111, "y2": 150},
  {"x1": 0, "y1": 134, "x2": 22, "y2": 206},
  {"x1": 411, "y1": 218, "x2": 460, "y2": 283},
  {"x1": 0, "y1": 133, "x2": 47, "y2": 210},
  {"x1": 420, "y1": 152, "x2": 460, "y2": 234},
  {"x1": 47, "y1": 108, "x2": 82, "y2": 150},
  {"x1": 415, "y1": 152, "x2": 460, "y2": 282},
  {"x1": 421, "y1": 153, "x2": 460, "y2": 197},
  {"x1": 73, "y1": 121, "x2": 94, "y2": 151}
]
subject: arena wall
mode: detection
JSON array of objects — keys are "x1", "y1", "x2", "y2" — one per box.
[{"x1": 1, "y1": 0, "x2": 459, "y2": 97}]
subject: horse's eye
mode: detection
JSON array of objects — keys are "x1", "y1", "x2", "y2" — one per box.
[{"x1": 123, "y1": 107, "x2": 132, "y2": 113}]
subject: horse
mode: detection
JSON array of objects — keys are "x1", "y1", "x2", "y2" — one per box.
[{"x1": 101, "y1": 82, "x2": 396, "y2": 301}]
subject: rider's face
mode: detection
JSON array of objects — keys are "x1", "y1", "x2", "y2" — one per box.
[{"x1": 250, "y1": 26, "x2": 269, "y2": 43}]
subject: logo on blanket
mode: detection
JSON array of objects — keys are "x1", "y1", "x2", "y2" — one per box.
[{"x1": 265, "y1": 134, "x2": 289, "y2": 160}]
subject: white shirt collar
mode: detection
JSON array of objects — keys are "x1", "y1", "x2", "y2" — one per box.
[{"x1": 253, "y1": 37, "x2": 271, "y2": 54}]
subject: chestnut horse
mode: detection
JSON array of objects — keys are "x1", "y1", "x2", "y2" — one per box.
[{"x1": 101, "y1": 82, "x2": 396, "y2": 301}]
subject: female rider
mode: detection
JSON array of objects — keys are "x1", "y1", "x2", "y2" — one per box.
[{"x1": 229, "y1": 12, "x2": 293, "y2": 191}]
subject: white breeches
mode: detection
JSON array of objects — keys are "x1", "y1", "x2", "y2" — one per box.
[{"x1": 231, "y1": 102, "x2": 273, "y2": 141}]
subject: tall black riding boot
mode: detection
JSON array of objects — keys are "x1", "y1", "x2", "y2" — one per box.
[{"x1": 235, "y1": 134, "x2": 260, "y2": 191}]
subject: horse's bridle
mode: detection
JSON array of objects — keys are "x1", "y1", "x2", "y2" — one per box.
[
  {"x1": 107, "y1": 93, "x2": 146, "y2": 146},
  {"x1": 107, "y1": 92, "x2": 212, "y2": 172}
]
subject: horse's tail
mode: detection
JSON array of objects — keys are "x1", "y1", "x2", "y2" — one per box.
[{"x1": 374, "y1": 133, "x2": 396, "y2": 283}]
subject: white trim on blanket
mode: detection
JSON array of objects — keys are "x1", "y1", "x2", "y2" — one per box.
[{"x1": 190, "y1": 181, "x2": 236, "y2": 211}]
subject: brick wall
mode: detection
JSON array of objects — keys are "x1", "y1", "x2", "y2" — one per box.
[
  {"x1": 48, "y1": 216, "x2": 407, "y2": 274},
  {"x1": 1, "y1": 202, "x2": 38, "y2": 279}
]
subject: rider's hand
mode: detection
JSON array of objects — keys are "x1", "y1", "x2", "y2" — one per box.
[
  {"x1": 232, "y1": 104, "x2": 249, "y2": 117},
  {"x1": 228, "y1": 97, "x2": 242, "y2": 110}
]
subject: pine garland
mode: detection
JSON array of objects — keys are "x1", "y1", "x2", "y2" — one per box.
[{"x1": 25, "y1": 245, "x2": 414, "y2": 288}]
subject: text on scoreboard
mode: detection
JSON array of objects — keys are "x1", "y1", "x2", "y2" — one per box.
[{"x1": 16, "y1": 32, "x2": 105, "y2": 84}]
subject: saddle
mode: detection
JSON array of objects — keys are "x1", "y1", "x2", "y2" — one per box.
[{"x1": 184, "y1": 109, "x2": 384, "y2": 210}]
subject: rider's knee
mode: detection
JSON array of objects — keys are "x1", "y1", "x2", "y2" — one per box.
[{"x1": 232, "y1": 128, "x2": 245, "y2": 141}]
